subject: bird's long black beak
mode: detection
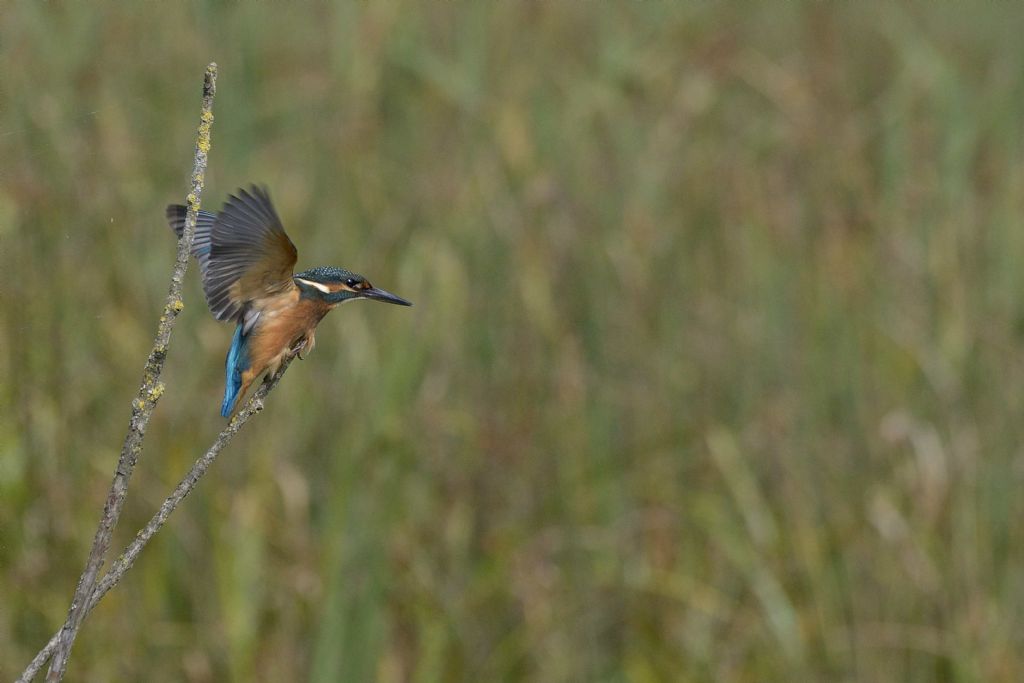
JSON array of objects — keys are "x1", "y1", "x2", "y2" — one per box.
[{"x1": 363, "y1": 287, "x2": 412, "y2": 306}]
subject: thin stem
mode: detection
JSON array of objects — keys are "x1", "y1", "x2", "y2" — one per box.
[
  {"x1": 93, "y1": 359, "x2": 295, "y2": 604},
  {"x1": 39, "y1": 63, "x2": 218, "y2": 683},
  {"x1": 16, "y1": 360, "x2": 294, "y2": 683}
]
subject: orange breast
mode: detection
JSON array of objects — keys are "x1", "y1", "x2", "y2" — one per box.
[{"x1": 248, "y1": 291, "x2": 329, "y2": 378}]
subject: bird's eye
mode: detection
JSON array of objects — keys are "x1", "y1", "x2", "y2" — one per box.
[{"x1": 346, "y1": 278, "x2": 358, "y2": 287}]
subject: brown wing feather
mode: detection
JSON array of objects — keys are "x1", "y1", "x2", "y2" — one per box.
[{"x1": 203, "y1": 185, "x2": 298, "y2": 322}]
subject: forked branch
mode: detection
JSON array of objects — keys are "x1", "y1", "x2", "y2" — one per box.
[
  {"x1": 16, "y1": 63, "x2": 219, "y2": 683},
  {"x1": 17, "y1": 360, "x2": 294, "y2": 682}
]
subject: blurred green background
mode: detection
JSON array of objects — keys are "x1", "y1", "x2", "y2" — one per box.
[{"x1": 4, "y1": 2, "x2": 1024, "y2": 681}]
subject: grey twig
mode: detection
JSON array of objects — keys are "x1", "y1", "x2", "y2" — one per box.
[
  {"x1": 16, "y1": 360, "x2": 294, "y2": 682},
  {"x1": 24, "y1": 63, "x2": 219, "y2": 683},
  {"x1": 93, "y1": 358, "x2": 295, "y2": 601}
]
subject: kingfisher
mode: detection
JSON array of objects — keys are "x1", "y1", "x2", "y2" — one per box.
[{"x1": 167, "y1": 185, "x2": 411, "y2": 417}]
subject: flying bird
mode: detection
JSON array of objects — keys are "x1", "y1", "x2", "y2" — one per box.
[{"x1": 167, "y1": 185, "x2": 411, "y2": 417}]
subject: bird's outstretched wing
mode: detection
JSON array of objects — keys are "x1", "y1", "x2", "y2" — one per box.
[
  {"x1": 204, "y1": 186, "x2": 298, "y2": 322},
  {"x1": 165, "y1": 186, "x2": 298, "y2": 323},
  {"x1": 203, "y1": 184, "x2": 299, "y2": 323}
]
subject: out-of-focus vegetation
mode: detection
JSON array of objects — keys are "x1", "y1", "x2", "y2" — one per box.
[{"x1": 4, "y1": 3, "x2": 1024, "y2": 681}]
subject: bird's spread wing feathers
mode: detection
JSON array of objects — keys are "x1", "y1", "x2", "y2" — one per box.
[
  {"x1": 167, "y1": 186, "x2": 298, "y2": 323},
  {"x1": 165, "y1": 206, "x2": 217, "y2": 281},
  {"x1": 205, "y1": 186, "x2": 298, "y2": 322}
]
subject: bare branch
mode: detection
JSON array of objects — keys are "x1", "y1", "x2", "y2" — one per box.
[
  {"x1": 15, "y1": 636, "x2": 58, "y2": 683},
  {"x1": 95, "y1": 358, "x2": 296, "y2": 602},
  {"x1": 16, "y1": 359, "x2": 294, "y2": 683},
  {"x1": 38, "y1": 63, "x2": 218, "y2": 683}
]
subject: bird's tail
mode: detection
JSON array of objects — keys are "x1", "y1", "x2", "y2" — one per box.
[{"x1": 221, "y1": 323, "x2": 249, "y2": 417}]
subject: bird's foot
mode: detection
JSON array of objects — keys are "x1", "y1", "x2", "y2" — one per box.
[{"x1": 290, "y1": 334, "x2": 315, "y2": 360}]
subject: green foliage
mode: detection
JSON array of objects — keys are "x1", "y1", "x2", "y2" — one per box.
[{"x1": 3, "y1": 3, "x2": 1024, "y2": 681}]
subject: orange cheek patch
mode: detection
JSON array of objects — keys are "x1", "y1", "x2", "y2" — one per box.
[{"x1": 328, "y1": 282, "x2": 366, "y2": 294}]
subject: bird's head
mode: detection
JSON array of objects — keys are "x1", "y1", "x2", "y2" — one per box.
[{"x1": 294, "y1": 266, "x2": 412, "y2": 307}]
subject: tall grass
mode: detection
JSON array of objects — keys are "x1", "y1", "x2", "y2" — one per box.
[{"x1": 3, "y1": 3, "x2": 1024, "y2": 681}]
